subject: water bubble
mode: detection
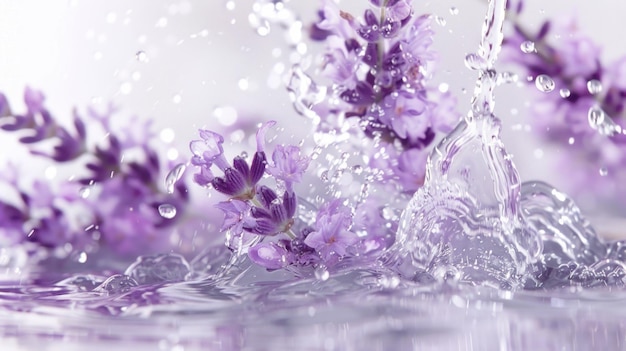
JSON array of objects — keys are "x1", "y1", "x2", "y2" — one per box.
[
  {"x1": 534, "y1": 74, "x2": 555, "y2": 93},
  {"x1": 314, "y1": 266, "x2": 330, "y2": 281},
  {"x1": 599, "y1": 167, "x2": 608, "y2": 177},
  {"x1": 125, "y1": 254, "x2": 191, "y2": 285},
  {"x1": 135, "y1": 51, "x2": 147, "y2": 62},
  {"x1": 587, "y1": 79, "x2": 603, "y2": 95},
  {"x1": 238, "y1": 78, "x2": 250, "y2": 91},
  {"x1": 93, "y1": 274, "x2": 138, "y2": 295},
  {"x1": 559, "y1": 88, "x2": 571, "y2": 98},
  {"x1": 165, "y1": 163, "x2": 186, "y2": 194},
  {"x1": 158, "y1": 204, "x2": 177, "y2": 219},
  {"x1": 588, "y1": 106, "x2": 605, "y2": 128},
  {"x1": 520, "y1": 41, "x2": 535, "y2": 53},
  {"x1": 449, "y1": 7, "x2": 459, "y2": 15}
]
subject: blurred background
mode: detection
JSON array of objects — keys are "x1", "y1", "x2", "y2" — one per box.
[{"x1": 0, "y1": 0, "x2": 625, "y2": 236}]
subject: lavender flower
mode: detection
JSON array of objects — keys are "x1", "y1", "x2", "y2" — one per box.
[
  {"x1": 501, "y1": 9, "x2": 626, "y2": 206},
  {"x1": 0, "y1": 88, "x2": 192, "y2": 259},
  {"x1": 307, "y1": 1, "x2": 460, "y2": 192},
  {"x1": 304, "y1": 199, "x2": 358, "y2": 264}
]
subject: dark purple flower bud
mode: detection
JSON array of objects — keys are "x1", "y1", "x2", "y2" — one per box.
[
  {"x1": 340, "y1": 82, "x2": 377, "y2": 106},
  {"x1": 212, "y1": 167, "x2": 246, "y2": 197},
  {"x1": 358, "y1": 9, "x2": 380, "y2": 42},
  {"x1": 362, "y1": 42, "x2": 379, "y2": 67},
  {"x1": 257, "y1": 185, "x2": 278, "y2": 209},
  {"x1": 283, "y1": 190, "x2": 297, "y2": 219},
  {"x1": 249, "y1": 151, "x2": 266, "y2": 185},
  {"x1": 250, "y1": 218, "x2": 278, "y2": 236},
  {"x1": 232, "y1": 156, "x2": 250, "y2": 182}
]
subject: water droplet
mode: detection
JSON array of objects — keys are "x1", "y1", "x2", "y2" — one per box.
[
  {"x1": 135, "y1": 50, "x2": 147, "y2": 62},
  {"x1": 225, "y1": 1, "x2": 235, "y2": 10},
  {"x1": 238, "y1": 78, "x2": 249, "y2": 91},
  {"x1": 352, "y1": 165, "x2": 363, "y2": 175},
  {"x1": 79, "y1": 186, "x2": 92, "y2": 199},
  {"x1": 120, "y1": 82, "x2": 132, "y2": 95},
  {"x1": 534, "y1": 74, "x2": 555, "y2": 93},
  {"x1": 559, "y1": 88, "x2": 571, "y2": 98},
  {"x1": 588, "y1": 106, "x2": 605, "y2": 128},
  {"x1": 449, "y1": 7, "x2": 459, "y2": 15},
  {"x1": 165, "y1": 164, "x2": 186, "y2": 194},
  {"x1": 599, "y1": 167, "x2": 608, "y2": 176},
  {"x1": 464, "y1": 53, "x2": 487, "y2": 71},
  {"x1": 314, "y1": 266, "x2": 330, "y2": 281},
  {"x1": 568, "y1": 137, "x2": 575, "y2": 145},
  {"x1": 78, "y1": 252, "x2": 87, "y2": 263},
  {"x1": 158, "y1": 204, "x2": 177, "y2": 219},
  {"x1": 435, "y1": 16, "x2": 446, "y2": 26},
  {"x1": 172, "y1": 94, "x2": 182, "y2": 104},
  {"x1": 587, "y1": 79, "x2": 603, "y2": 95},
  {"x1": 520, "y1": 41, "x2": 535, "y2": 53}
]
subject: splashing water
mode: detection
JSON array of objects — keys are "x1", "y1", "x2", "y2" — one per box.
[
  {"x1": 3, "y1": 1, "x2": 626, "y2": 349},
  {"x1": 387, "y1": 0, "x2": 541, "y2": 289}
]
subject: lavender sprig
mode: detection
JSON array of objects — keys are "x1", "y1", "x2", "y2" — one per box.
[
  {"x1": 0, "y1": 88, "x2": 191, "y2": 258},
  {"x1": 190, "y1": 122, "x2": 385, "y2": 271},
  {"x1": 306, "y1": 0, "x2": 460, "y2": 192}
]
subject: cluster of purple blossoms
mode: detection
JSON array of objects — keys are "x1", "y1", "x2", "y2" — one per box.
[
  {"x1": 190, "y1": 122, "x2": 383, "y2": 270},
  {"x1": 501, "y1": 4, "x2": 626, "y2": 206},
  {"x1": 309, "y1": 0, "x2": 459, "y2": 192},
  {"x1": 0, "y1": 88, "x2": 190, "y2": 258}
]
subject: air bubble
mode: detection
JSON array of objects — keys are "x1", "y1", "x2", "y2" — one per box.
[
  {"x1": 588, "y1": 106, "x2": 605, "y2": 128},
  {"x1": 158, "y1": 204, "x2": 177, "y2": 219},
  {"x1": 435, "y1": 16, "x2": 446, "y2": 26},
  {"x1": 449, "y1": 7, "x2": 459, "y2": 15},
  {"x1": 534, "y1": 74, "x2": 555, "y2": 93},
  {"x1": 559, "y1": 88, "x2": 571, "y2": 98},
  {"x1": 587, "y1": 79, "x2": 603, "y2": 95},
  {"x1": 520, "y1": 41, "x2": 535, "y2": 53}
]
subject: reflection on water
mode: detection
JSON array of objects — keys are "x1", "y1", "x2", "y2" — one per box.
[{"x1": 1, "y1": 260, "x2": 625, "y2": 350}]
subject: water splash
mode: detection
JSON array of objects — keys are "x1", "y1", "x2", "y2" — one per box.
[{"x1": 387, "y1": 0, "x2": 541, "y2": 288}]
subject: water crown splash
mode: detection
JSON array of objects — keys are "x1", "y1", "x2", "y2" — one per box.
[{"x1": 387, "y1": 0, "x2": 542, "y2": 288}]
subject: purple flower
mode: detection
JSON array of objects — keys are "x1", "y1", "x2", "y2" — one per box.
[
  {"x1": 215, "y1": 199, "x2": 256, "y2": 236},
  {"x1": 305, "y1": 4, "x2": 458, "y2": 192},
  {"x1": 248, "y1": 187, "x2": 297, "y2": 236},
  {"x1": 267, "y1": 145, "x2": 310, "y2": 191},
  {"x1": 304, "y1": 200, "x2": 358, "y2": 264},
  {"x1": 190, "y1": 121, "x2": 275, "y2": 199},
  {"x1": 378, "y1": 90, "x2": 430, "y2": 141}
]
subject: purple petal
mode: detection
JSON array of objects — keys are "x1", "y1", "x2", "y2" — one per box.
[{"x1": 248, "y1": 242, "x2": 288, "y2": 270}]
